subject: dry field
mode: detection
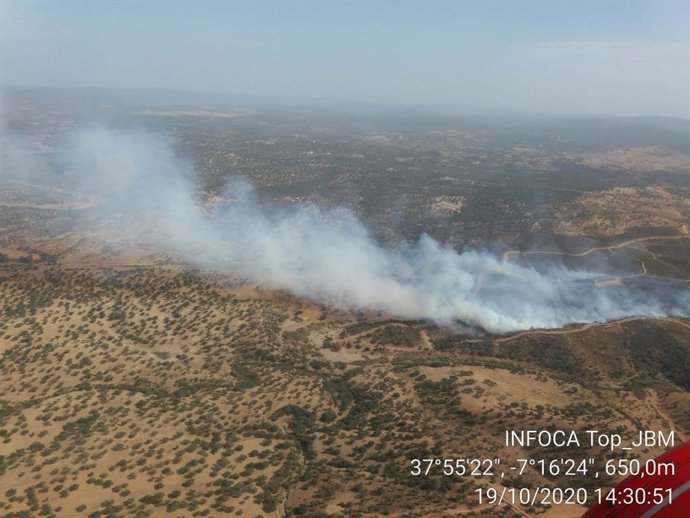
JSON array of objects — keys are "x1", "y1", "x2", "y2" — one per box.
[
  {"x1": 563, "y1": 146, "x2": 690, "y2": 174},
  {"x1": 552, "y1": 186, "x2": 690, "y2": 237},
  {"x1": 1, "y1": 238, "x2": 689, "y2": 517}
]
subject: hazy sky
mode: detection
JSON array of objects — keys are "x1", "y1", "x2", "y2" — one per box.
[{"x1": 1, "y1": 0, "x2": 688, "y2": 116}]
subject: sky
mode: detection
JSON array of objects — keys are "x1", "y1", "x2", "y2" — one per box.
[{"x1": 0, "y1": 0, "x2": 688, "y2": 116}]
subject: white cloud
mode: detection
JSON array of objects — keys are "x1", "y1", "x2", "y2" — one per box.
[{"x1": 515, "y1": 39, "x2": 690, "y2": 66}]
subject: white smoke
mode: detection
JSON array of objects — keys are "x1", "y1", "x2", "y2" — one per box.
[{"x1": 3, "y1": 125, "x2": 690, "y2": 333}]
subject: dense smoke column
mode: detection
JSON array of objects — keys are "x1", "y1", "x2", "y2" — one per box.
[{"x1": 3, "y1": 126, "x2": 690, "y2": 334}]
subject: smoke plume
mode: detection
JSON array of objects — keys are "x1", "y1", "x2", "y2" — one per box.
[{"x1": 2, "y1": 125, "x2": 689, "y2": 333}]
